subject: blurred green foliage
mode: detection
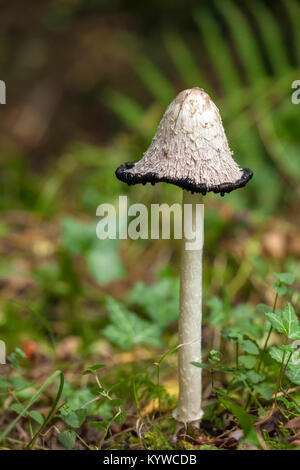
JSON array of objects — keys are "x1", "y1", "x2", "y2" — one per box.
[
  {"x1": 0, "y1": 0, "x2": 300, "y2": 450},
  {"x1": 105, "y1": 0, "x2": 300, "y2": 212},
  {"x1": 62, "y1": 217, "x2": 125, "y2": 285},
  {"x1": 0, "y1": 0, "x2": 299, "y2": 216}
]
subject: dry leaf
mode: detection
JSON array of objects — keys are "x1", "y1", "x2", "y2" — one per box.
[{"x1": 285, "y1": 417, "x2": 300, "y2": 433}]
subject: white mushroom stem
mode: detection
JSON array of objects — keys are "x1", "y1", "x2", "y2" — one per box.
[{"x1": 173, "y1": 190, "x2": 204, "y2": 426}]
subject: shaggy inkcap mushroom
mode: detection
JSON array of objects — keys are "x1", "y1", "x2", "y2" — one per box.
[
  {"x1": 116, "y1": 87, "x2": 253, "y2": 195},
  {"x1": 116, "y1": 87, "x2": 253, "y2": 426}
]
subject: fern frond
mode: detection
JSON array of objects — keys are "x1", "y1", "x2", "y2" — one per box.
[
  {"x1": 285, "y1": 0, "x2": 300, "y2": 65},
  {"x1": 134, "y1": 57, "x2": 174, "y2": 106},
  {"x1": 217, "y1": 0, "x2": 266, "y2": 83},
  {"x1": 193, "y1": 8, "x2": 242, "y2": 95},
  {"x1": 248, "y1": 1, "x2": 290, "y2": 75},
  {"x1": 163, "y1": 31, "x2": 212, "y2": 93},
  {"x1": 104, "y1": 90, "x2": 144, "y2": 129}
]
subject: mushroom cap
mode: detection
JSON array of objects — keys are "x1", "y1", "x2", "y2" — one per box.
[{"x1": 116, "y1": 87, "x2": 253, "y2": 195}]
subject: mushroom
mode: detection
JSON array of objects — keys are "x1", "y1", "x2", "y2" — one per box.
[{"x1": 115, "y1": 87, "x2": 253, "y2": 426}]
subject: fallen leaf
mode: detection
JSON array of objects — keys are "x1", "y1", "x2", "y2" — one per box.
[
  {"x1": 285, "y1": 417, "x2": 300, "y2": 432},
  {"x1": 228, "y1": 429, "x2": 243, "y2": 442},
  {"x1": 255, "y1": 406, "x2": 285, "y2": 433}
]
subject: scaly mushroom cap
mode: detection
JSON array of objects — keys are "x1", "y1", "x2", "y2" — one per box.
[{"x1": 116, "y1": 87, "x2": 253, "y2": 195}]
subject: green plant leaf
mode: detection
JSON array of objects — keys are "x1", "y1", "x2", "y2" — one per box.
[
  {"x1": 97, "y1": 402, "x2": 114, "y2": 419},
  {"x1": 206, "y1": 297, "x2": 227, "y2": 326},
  {"x1": 61, "y1": 217, "x2": 95, "y2": 255},
  {"x1": 289, "y1": 349, "x2": 300, "y2": 367},
  {"x1": 219, "y1": 398, "x2": 261, "y2": 448},
  {"x1": 190, "y1": 362, "x2": 211, "y2": 370},
  {"x1": 8, "y1": 376, "x2": 31, "y2": 391},
  {"x1": 253, "y1": 383, "x2": 274, "y2": 401},
  {"x1": 0, "y1": 377, "x2": 10, "y2": 393},
  {"x1": 239, "y1": 355, "x2": 257, "y2": 369},
  {"x1": 241, "y1": 339, "x2": 259, "y2": 355},
  {"x1": 221, "y1": 327, "x2": 243, "y2": 344},
  {"x1": 103, "y1": 298, "x2": 162, "y2": 349},
  {"x1": 208, "y1": 350, "x2": 222, "y2": 364},
  {"x1": 238, "y1": 321, "x2": 264, "y2": 340},
  {"x1": 10, "y1": 403, "x2": 26, "y2": 415},
  {"x1": 191, "y1": 361, "x2": 235, "y2": 373},
  {"x1": 273, "y1": 272, "x2": 295, "y2": 285},
  {"x1": 285, "y1": 367, "x2": 300, "y2": 385},
  {"x1": 28, "y1": 411, "x2": 44, "y2": 425},
  {"x1": 110, "y1": 399, "x2": 123, "y2": 407},
  {"x1": 61, "y1": 408, "x2": 87, "y2": 428},
  {"x1": 269, "y1": 346, "x2": 290, "y2": 365},
  {"x1": 246, "y1": 370, "x2": 265, "y2": 385},
  {"x1": 62, "y1": 217, "x2": 125, "y2": 285},
  {"x1": 114, "y1": 409, "x2": 126, "y2": 426},
  {"x1": 58, "y1": 429, "x2": 76, "y2": 450},
  {"x1": 83, "y1": 364, "x2": 105, "y2": 374},
  {"x1": 231, "y1": 370, "x2": 247, "y2": 381},
  {"x1": 265, "y1": 303, "x2": 300, "y2": 339},
  {"x1": 214, "y1": 365, "x2": 236, "y2": 373},
  {"x1": 128, "y1": 278, "x2": 179, "y2": 327},
  {"x1": 272, "y1": 283, "x2": 288, "y2": 297},
  {"x1": 0, "y1": 370, "x2": 64, "y2": 450},
  {"x1": 86, "y1": 242, "x2": 125, "y2": 285},
  {"x1": 257, "y1": 304, "x2": 273, "y2": 314},
  {"x1": 89, "y1": 420, "x2": 110, "y2": 430}
]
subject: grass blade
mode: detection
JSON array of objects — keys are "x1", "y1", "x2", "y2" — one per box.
[
  {"x1": 0, "y1": 370, "x2": 64, "y2": 446},
  {"x1": 220, "y1": 397, "x2": 261, "y2": 448}
]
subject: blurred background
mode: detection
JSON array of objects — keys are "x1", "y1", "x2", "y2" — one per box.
[{"x1": 0, "y1": 0, "x2": 300, "y2": 435}]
